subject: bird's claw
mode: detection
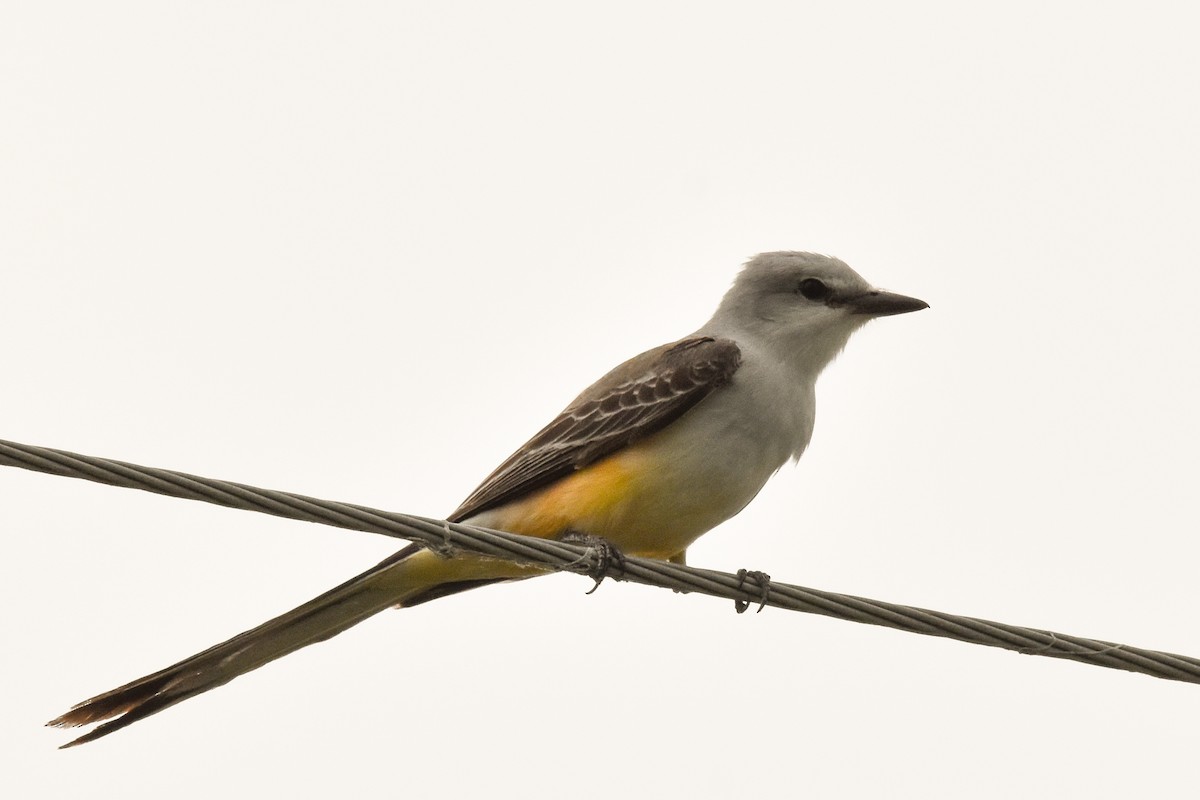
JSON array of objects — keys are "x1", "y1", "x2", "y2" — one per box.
[
  {"x1": 734, "y1": 568, "x2": 771, "y2": 614},
  {"x1": 561, "y1": 530, "x2": 627, "y2": 593}
]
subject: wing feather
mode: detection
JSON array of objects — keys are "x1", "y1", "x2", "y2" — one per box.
[{"x1": 448, "y1": 336, "x2": 741, "y2": 522}]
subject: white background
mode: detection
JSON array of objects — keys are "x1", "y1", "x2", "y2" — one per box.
[{"x1": 3, "y1": 2, "x2": 1198, "y2": 797}]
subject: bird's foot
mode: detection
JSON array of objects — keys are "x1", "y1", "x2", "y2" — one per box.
[
  {"x1": 734, "y1": 569, "x2": 771, "y2": 614},
  {"x1": 561, "y1": 530, "x2": 627, "y2": 594}
]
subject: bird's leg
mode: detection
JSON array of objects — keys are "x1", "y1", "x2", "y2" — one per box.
[
  {"x1": 667, "y1": 550, "x2": 689, "y2": 594},
  {"x1": 560, "y1": 529, "x2": 627, "y2": 594},
  {"x1": 734, "y1": 568, "x2": 771, "y2": 614}
]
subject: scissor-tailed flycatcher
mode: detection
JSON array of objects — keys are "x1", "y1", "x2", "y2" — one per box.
[{"x1": 50, "y1": 251, "x2": 927, "y2": 746}]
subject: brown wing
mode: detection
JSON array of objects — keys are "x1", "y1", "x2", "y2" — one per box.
[{"x1": 448, "y1": 336, "x2": 741, "y2": 522}]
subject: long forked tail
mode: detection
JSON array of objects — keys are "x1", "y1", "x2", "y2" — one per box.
[{"x1": 48, "y1": 544, "x2": 516, "y2": 747}]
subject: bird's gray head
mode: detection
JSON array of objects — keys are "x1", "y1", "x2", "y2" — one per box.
[{"x1": 704, "y1": 251, "x2": 928, "y2": 373}]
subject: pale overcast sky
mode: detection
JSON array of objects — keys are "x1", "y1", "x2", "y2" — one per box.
[{"x1": 3, "y1": 3, "x2": 1198, "y2": 797}]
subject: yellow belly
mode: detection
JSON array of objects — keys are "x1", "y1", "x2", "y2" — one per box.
[
  {"x1": 475, "y1": 438, "x2": 742, "y2": 559},
  {"x1": 395, "y1": 428, "x2": 759, "y2": 600}
]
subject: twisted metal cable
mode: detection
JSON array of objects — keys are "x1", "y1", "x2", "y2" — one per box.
[{"x1": 3, "y1": 437, "x2": 1198, "y2": 685}]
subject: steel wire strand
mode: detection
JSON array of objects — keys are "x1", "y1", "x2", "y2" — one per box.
[{"x1": 2, "y1": 438, "x2": 1198, "y2": 685}]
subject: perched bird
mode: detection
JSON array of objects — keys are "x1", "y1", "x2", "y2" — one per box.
[{"x1": 50, "y1": 251, "x2": 928, "y2": 746}]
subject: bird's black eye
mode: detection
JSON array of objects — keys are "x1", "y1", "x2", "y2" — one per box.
[{"x1": 797, "y1": 278, "x2": 832, "y2": 302}]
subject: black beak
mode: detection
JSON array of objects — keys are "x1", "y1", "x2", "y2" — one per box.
[{"x1": 845, "y1": 290, "x2": 929, "y2": 317}]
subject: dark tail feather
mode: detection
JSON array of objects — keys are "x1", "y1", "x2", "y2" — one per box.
[{"x1": 49, "y1": 544, "x2": 427, "y2": 747}]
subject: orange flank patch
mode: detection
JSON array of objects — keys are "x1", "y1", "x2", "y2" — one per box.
[
  {"x1": 396, "y1": 437, "x2": 739, "y2": 600},
  {"x1": 478, "y1": 438, "x2": 724, "y2": 560},
  {"x1": 501, "y1": 454, "x2": 640, "y2": 539}
]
